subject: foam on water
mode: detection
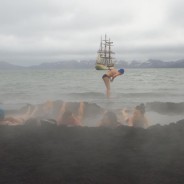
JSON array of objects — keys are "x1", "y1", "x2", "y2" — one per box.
[{"x1": 0, "y1": 68, "x2": 183, "y2": 125}]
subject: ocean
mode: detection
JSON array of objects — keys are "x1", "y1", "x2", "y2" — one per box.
[{"x1": 0, "y1": 68, "x2": 184, "y2": 125}]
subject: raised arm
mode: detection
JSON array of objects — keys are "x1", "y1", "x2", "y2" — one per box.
[
  {"x1": 111, "y1": 73, "x2": 122, "y2": 81},
  {"x1": 76, "y1": 102, "x2": 84, "y2": 125},
  {"x1": 56, "y1": 102, "x2": 67, "y2": 125}
]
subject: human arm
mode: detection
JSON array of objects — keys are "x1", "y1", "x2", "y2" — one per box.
[
  {"x1": 110, "y1": 77, "x2": 114, "y2": 82},
  {"x1": 111, "y1": 73, "x2": 122, "y2": 81},
  {"x1": 56, "y1": 102, "x2": 67, "y2": 125},
  {"x1": 143, "y1": 116, "x2": 149, "y2": 129},
  {"x1": 121, "y1": 109, "x2": 129, "y2": 122},
  {"x1": 121, "y1": 108, "x2": 133, "y2": 126},
  {"x1": 74, "y1": 102, "x2": 84, "y2": 126}
]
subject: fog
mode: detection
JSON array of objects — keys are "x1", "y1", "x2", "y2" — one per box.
[{"x1": 0, "y1": 0, "x2": 184, "y2": 66}]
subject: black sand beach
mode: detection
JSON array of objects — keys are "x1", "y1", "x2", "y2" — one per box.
[{"x1": 1, "y1": 119, "x2": 184, "y2": 184}]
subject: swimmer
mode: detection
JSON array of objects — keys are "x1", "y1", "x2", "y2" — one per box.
[{"x1": 102, "y1": 68, "x2": 124, "y2": 98}]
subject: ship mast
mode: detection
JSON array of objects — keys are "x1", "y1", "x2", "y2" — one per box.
[
  {"x1": 108, "y1": 38, "x2": 113, "y2": 66},
  {"x1": 96, "y1": 34, "x2": 115, "y2": 68},
  {"x1": 105, "y1": 37, "x2": 114, "y2": 67},
  {"x1": 103, "y1": 34, "x2": 107, "y2": 65}
]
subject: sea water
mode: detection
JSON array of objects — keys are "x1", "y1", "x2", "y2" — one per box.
[{"x1": 0, "y1": 68, "x2": 183, "y2": 125}]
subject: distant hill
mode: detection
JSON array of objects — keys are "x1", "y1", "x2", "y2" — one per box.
[
  {"x1": 139, "y1": 59, "x2": 184, "y2": 68},
  {"x1": 29, "y1": 60, "x2": 94, "y2": 69},
  {"x1": 117, "y1": 59, "x2": 184, "y2": 68},
  {"x1": 0, "y1": 59, "x2": 184, "y2": 70},
  {"x1": 0, "y1": 61, "x2": 25, "y2": 70}
]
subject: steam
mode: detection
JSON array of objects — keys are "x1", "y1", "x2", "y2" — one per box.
[{"x1": 2, "y1": 100, "x2": 184, "y2": 127}]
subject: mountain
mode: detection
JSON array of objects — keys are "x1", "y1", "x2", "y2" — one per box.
[
  {"x1": 115, "y1": 59, "x2": 184, "y2": 68},
  {"x1": 138, "y1": 59, "x2": 184, "y2": 68},
  {"x1": 29, "y1": 60, "x2": 95, "y2": 69},
  {"x1": 0, "y1": 59, "x2": 184, "y2": 70},
  {"x1": 174, "y1": 59, "x2": 184, "y2": 67},
  {"x1": 0, "y1": 61, "x2": 25, "y2": 70}
]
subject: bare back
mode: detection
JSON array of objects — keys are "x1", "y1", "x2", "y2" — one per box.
[{"x1": 106, "y1": 69, "x2": 119, "y2": 78}]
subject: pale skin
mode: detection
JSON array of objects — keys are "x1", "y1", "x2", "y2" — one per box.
[
  {"x1": 121, "y1": 108, "x2": 149, "y2": 128},
  {"x1": 57, "y1": 101, "x2": 84, "y2": 126},
  {"x1": 0, "y1": 105, "x2": 34, "y2": 125},
  {"x1": 102, "y1": 68, "x2": 123, "y2": 98}
]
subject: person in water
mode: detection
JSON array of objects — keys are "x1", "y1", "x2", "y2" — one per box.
[
  {"x1": 102, "y1": 68, "x2": 124, "y2": 98},
  {"x1": 98, "y1": 110, "x2": 121, "y2": 128},
  {"x1": 0, "y1": 105, "x2": 33, "y2": 126},
  {"x1": 57, "y1": 102, "x2": 84, "y2": 126},
  {"x1": 122, "y1": 103, "x2": 149, "y2": 129}
]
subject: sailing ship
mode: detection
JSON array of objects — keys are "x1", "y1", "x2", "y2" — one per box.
[{"x1": 95, "y1": 35, "x2": 116, "y2": 70}]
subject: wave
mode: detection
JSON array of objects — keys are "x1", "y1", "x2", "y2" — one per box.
[
  {"x1": 64, "y1": 92, "x2": 182, "y2": 99},
  {"x1": 1, "y1": 100, "x2": 184, "y2": 128},
  {"x1": 146, "y1": 102, "x2": 184, "y2": 114},
  {"x1": 64, "y1": 92, "x2": 105, "y2": 98},
  {"x1": 117, "y1": 92, "x2": 183, "y2": 98},
  {"x1": 3, "y1": 100, "x2": 184, "y2": 115}
]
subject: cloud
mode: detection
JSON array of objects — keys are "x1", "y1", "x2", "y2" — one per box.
[
  {"x1": 0, "y1": 0, "x2": 183, "y2": 65},
  {"x1": 167, "y1": 0, "x2": 184, "y2": 27}
]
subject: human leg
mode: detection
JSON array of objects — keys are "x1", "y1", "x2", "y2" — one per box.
[{"x1": 103, "y1": 76, "x2": 110, "y2": 98}]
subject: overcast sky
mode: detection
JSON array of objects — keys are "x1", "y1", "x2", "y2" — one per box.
[{"x1": 0, "y1": 0, "x2": 184, "y2": 66}]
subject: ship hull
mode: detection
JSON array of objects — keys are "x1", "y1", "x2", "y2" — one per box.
[
  {"x1": 95, "y1": 64, "x2": 108, "y2": 70},
  {"x1": 95, "y1": 64, "x2": 114, "y2": 70}
]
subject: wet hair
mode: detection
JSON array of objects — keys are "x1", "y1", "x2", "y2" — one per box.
[
  {"x1": 62, "y1": 111, "x2": 73, "y2": 121},
  {"x1": 104, "y1": 111, "x2": 118, "y2": 123},
  {"x1": 135, "y1": 103, "x2": 145, "y2": 114}
]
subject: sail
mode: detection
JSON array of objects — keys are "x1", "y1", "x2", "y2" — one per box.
[{"x1": 95, "y1": 35, "x2": 116, "y2": 70}]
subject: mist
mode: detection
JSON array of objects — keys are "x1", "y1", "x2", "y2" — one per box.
[{"x1": 0, "y1": 0, "x2": 184, "y2": 66}]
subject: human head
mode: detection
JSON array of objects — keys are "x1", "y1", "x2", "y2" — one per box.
[
  {"x1": 118, "y1": 68, "x2": 124, "y2": 74},
  {"x1": 100, "y1": 111, "x2": 117, "y2": 127},
  {"x1": 135, "y1": 103, "x2": 145, "y2": 114},
  {"x1": 105, "y1": 111, "x2": 117, "y2": 122},
  {"x1": 62, "y1": 110, "x2": 73, "y2": 121}
]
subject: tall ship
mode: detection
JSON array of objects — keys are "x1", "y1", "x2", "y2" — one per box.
[{"x1": 95, "y1": 35, "x2": 116, "y2": 70}]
